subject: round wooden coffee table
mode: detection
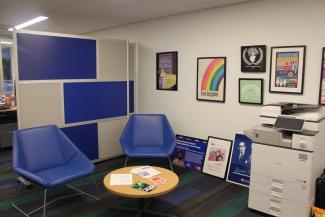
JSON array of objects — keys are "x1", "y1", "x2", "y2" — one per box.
[{"x1": 103, "y1": 166, "x2": 179, "y2": 217}]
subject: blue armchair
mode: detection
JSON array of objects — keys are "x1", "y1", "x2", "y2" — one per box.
[
  {"x1": 120, "y1": 114, "x2": 176, "y2": 170},
  {"x1": 12, "y1": 125, "x2": 99, "y2": 217}
]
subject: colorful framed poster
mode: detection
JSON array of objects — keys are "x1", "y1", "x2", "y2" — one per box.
[
  {"x1": 197, "y1": 57, "x2": 226, "y2": 102},
  {"x1": 239, "y1": 78, "x2": 263, "y2": 105},
  {"x1": 319, "y1": 48, "x2": 325, "y2": 105},
  {"x1": 241, "y1": 45, "x2": 266, "y2": 72},
  {"x1": 171, "y1": 135, "x2": 207, "y2": 171},
  {"x1": 269, "y1": 46, "x2": 306, "y2": 94},
  {"x1": 202, "y1": 137, "x2": 232, "y2": 179},
  {"x1": 156, "y1": 51, "x2": 178, "y2": 91},
  {"x1": 226, "y1": 133, "x2": 252, "y2": 187}
]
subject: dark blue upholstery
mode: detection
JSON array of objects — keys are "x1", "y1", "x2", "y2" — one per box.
[
  {"x1": 13, "y1": 125, "x2": 95, "y2": 188},
  {"x1": 120, "y1": 114, "x2": 176, "y2": 158}
]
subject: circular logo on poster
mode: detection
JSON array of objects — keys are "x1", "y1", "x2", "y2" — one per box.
[{"x1": 243, "y1": 47, "x2": 264, "y2": 66}]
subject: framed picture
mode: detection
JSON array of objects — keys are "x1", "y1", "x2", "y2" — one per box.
[
  {"x1": 239, "y1": 78, "x2": 263, "y2": 105},
  {"x1": 202, "y1": 137, "x2": 232, "y2": 179},
  {"x1": 197, "y1": 57, "x2": 226, "y2": 102},
  {"x1": 319, "y1": 48, "x2": 325, "y2": 105},
  {"x1": 172, "y1": 135, "x2": 207, "y2": 171},
  {"x1": 156, "y1": 51, "x2": 178, "y2": 91},
  {"x1": 269, "y1": 46, "x2": 306, "y2": 94},
  {"x1": 241, "y1": 45, "x2": 266, "y2": 72},
  {"x1": 226, "y1": 133, "x2": 252, "y2": 187}
]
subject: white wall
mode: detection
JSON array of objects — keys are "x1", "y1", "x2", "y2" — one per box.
[{"x1": 89, "y1": 0, "x2": 325, "y2": 140}]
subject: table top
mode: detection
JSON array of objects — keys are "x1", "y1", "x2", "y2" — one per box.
[{"x1": 103, "y1": 166, "x2": 179, "y2": 198}]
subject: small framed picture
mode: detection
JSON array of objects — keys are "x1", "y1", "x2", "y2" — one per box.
[
  {"x1": 156, "y1": 51, "x2": 178, "y2": 91},
  {"x1": 269, "y1": 46, "x2": 306, "y2": 94},
  {"x1": 239, "y1": 78, "x2": 263, "y2": 105},
  {"x1": 197, "y1": 57, "x2": 226, "y2": 102},
  {"x1": 226, "y1": 133, "x2": 252, "y2": 187},
  {"x1": 319, "y1": 48, "x2": 325, "y2": 105},
  {"x1": 241, "y1": 45, "x2": 266, "y2": 72},
  {"x1": 202, "y1": 137, "x2": 232, "y2": 179}
]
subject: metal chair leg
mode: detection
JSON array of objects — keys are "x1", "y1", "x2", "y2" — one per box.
[
  {"x1": 124, "y1": 157, "x2": 128, "y2": 167},
  {"x1": 92, "y1": 175, "x2": 100, "y2": 198},
  {"x1": 168, "y1": 157, "x2": 173, "y2": 171},
  {"x1": 43, "y1": 189, "x2": 47, "y2": 217}
]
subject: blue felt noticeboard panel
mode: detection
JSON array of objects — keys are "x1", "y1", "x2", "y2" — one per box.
[
  {"x1": 17, "y1": 33, "x2": 96, "y2": 80},
  {"x1": 64, "y1": 81, "x2": 127, "y2": 123},
  {"x1": 129, "y1": 80, "x2": 134, "y2": 113},
  {"x1": 61, "y1": 123, "x2": 99, "y2": 160}
]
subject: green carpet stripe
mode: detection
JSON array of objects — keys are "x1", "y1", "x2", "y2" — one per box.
[
  {"x1": 0, "y1": 172, "x2": 16, "y2": 182},
  {"x1": 207, "y1": 191, "x2": 248, "y2": 217},
  {"x1": 179, "y1": 171, "x2": 204, "y2": 186}
]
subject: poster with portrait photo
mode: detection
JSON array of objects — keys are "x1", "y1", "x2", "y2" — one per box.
[
  {"x1": 172, "y1": 135, "x2": 207, "y2": 171},
  {"x1": 202, "y1": 137, "x2": 232, "y2": 179},
  {"x1": 241, "y1": 45, "x2": 266, "y2": 72},
  {"x1": 226, "y1": 133, "x2": 252, "y2": 187}
]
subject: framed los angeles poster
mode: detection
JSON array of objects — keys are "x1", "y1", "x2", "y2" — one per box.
[
  {"x1": 269, "y1": 46, "x2": 306, "y2": 94},
  {"x1": 319, "y1": 48, "x2": 325, "y2": 105},
  {"x1": 202, "y1": 137, "x2": 232, "y2": 179},
  {"x1": 156, "y1": 51, "x2": 178, "y2": 91},
  {"x1": 197, "y1": 57, "x2": 226, "y2": 102}
]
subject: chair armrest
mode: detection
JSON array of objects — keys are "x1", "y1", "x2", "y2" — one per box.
[
  {"x1": 165, "y1": 136, "x2": 176, "y2": 156},
  {"x1": 14, "y1": 167, "x2": 46, "y2": 186}
]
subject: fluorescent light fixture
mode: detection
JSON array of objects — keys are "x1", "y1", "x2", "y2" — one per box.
[
  {"x1": 8, "y1": 16, "x2": 48, "y2": 31},
  {"x1": 0, "y1": 41, "x2": 13, "y2": 45}
]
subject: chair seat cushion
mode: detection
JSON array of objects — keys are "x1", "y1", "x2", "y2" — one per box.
[
  {"x1": 126, "y1": 146, "x2": 170, "y2": 157},
  {"x1": 34, "y1": 152, "x2": 94, "y2": 188}
]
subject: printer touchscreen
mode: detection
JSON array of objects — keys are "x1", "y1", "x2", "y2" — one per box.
[{"x1": 274, "y1": 116, "x2": 304, "y2": 132}]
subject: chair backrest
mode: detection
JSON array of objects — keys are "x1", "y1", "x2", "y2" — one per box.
[
  {"x1": 126, "y1": 114, "x2": 173, "y2": 147},
  {"x1": 13, "y1": 125, "x2": 78, "y2": 172}
]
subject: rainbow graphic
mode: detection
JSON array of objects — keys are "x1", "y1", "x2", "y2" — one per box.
[{"x1": 201, "y1": 58, "x2": 225, "y2": 92}]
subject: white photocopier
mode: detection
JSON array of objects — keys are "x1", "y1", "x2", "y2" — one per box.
[{"x1": 245, "y1": 103, "x2": 325, "y2": 217}]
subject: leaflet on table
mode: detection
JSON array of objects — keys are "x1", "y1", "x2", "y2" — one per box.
[
  {"x1": 110, "y1": 173, "x2": 133, "y2": 185},
  {"x1": 130, "y1": 166, "x2": 161, "y2": 178},
  {"x1": 149, "y1": 176, "x2": 167, "y2": 185},
  {"x1": 131, "y1": 182, "x2": 156, "y2": 192}
]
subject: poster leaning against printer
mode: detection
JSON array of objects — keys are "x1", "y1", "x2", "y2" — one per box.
[{"x1": 226, "y1": 133, "x2": 252, "y2": 187}]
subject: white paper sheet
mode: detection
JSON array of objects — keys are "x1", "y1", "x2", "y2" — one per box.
[{"x1": 110, "y1": 174, "x2": 133, "y2": 185}]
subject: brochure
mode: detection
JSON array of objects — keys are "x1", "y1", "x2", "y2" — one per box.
[
  {"x1": 130, "y1": 166, "x2": 161, "y2": 178},
  {"x1": 131, "y1": 182, "x2": 156, "y2": 192},
  {"x1": 149, "y1": 176, "x2": 167, "y2": 185}
]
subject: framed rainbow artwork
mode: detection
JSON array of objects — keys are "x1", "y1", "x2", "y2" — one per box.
[{"x1": 197, "y1": 57, "x2": 226, "y2": 102}]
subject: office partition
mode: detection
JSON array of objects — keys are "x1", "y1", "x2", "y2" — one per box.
[{"x1": 14, "y1": 30, "x2": 136, "y2": 161}]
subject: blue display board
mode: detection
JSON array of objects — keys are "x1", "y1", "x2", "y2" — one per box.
[
  {"x1": 61, "y1": 123, "x2": 99, "y2": 160},
  {"x1": 64, "y1": 81, "x2": 127, "y2": 123},
  {"x1": 171, "y1": 135, "x2": 207, "y2": 171},
  {"x1": 226, "y1": 133, "x2": 252, "y2": 187},
  {"x1": 17, "y1": 33, "x2": 96, "y2": 80}
]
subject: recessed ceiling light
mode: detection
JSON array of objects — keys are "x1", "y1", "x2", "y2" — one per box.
[
  {"x1": 8, "y1": 16, "x2": 48, "y2": 31},
  {"x1": 0, "y1": 41, "x2": 13, "y2": 45}
]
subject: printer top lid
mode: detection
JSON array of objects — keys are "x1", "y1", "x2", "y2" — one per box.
[{"x1": 261, "y1": 103, "x2": 325, "y2": 122}]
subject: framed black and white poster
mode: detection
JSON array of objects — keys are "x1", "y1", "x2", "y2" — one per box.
[
  {"x1": 202, "y1": 137, "x2": 232, "y2": 179},
  {"x1": 241, "y1": 45, "x2": 266, "y2": 72}
]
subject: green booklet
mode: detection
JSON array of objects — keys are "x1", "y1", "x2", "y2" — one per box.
[{"x1": 131, "y1": 182, "x2": 156, "y2": 192}]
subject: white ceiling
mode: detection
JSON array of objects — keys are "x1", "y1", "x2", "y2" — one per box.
[{"x1": 0, "y1": 0, "x2": 256, "y2": 37}]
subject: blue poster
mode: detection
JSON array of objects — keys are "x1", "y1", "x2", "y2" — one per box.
[
  {"x1": 172, "y1": 135, "x2": 207, "y2": 171},
  {"x1": 226, "y1": 133, "x2": 252, "y2": 187}
]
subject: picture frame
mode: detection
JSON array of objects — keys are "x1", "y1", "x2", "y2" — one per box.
[
  {"x1": 241, "y1": 45, "x2": 266, "y2": 72},
  {"x1": 156, "y1": 51, "x2": 178, "y2": 91},
  {"x1": 226, "y1": 133, "x2": 252, "y2": 187},
  {"x1": 269, "y1": 45, "x2": 306, "y2": 94},
  {"x1": 239, "y1": 78, "x2": 263, "y2": 105},
  {"x1": 319, "y1": 48, "x2": 325, "y2": 105},
  {"x1": 197, "y1": 57, "x2": 226, "y2": 102},
  {"x1": 202, "y1": 136, "x2": 232, "y2": 179}
]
